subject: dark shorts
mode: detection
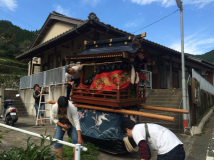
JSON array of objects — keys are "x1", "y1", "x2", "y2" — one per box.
[{"x1": 157, "y1": 144, "x2": 185, "y2": 160}]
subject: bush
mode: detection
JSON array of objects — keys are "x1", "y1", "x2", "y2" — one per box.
[
  {"x1": 63, "y1": 138, "x2": 100, "y2": 160},
  {"x1": 0, "y1": 135, "x2": 59, "y2": 160}
]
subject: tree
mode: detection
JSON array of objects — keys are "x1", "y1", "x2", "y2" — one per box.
[{"x1": 19, "y1": 40, "x2": 31, "y2": 53}]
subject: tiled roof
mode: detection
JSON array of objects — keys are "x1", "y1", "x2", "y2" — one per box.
[
  {"x1": 16, "y1": 19, "x2": 133, "y2": 59},
  {"x1": 51, "y1": 11, "x2": 86, "y2": 22},
  {"x1": 15, "y1": 12, "x2": 214, "y2": 69}
]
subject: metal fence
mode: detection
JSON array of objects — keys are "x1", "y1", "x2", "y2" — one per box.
[
  {"x1": 20, "y1": 66, "x2": 67, "y2": 89},
  {"x1": 192, "y1": 69, "x2": 214, "y2": 95},
  {"x1": 20, "y1": 66, "x2": 153, "y2": 90}
]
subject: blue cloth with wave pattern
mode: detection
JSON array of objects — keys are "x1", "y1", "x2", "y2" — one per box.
[{"x1": 77, "y1": 106, "x2": 139, "y2": 140}]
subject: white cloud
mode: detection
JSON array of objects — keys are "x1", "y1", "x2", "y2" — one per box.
[
  {"x1": 81, "y1": 0, "x2": 101, "y2": 7},
  {"x1": 124, "y1": 19, "x2": 144, "y2": 28},
  {"x1": 0, "y1": 0, "x2": 17, "y2": 11},
  {"x1": 53, "y1": 4, "x2": 70, "y2": 16},
  {"x1": 169, "y1": 32, "x2": 214, "y2": 55},
  {"x1": 130, "y1": 0, "x2": 214, "y2": 8}
]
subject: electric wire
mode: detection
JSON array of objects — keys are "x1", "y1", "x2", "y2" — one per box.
[
  {"x1": 132, "y1": 9, "x2": 180, "y2": 34},
  {"x1": 0, "y1": 10, "x2": 38, "y2": 30}
]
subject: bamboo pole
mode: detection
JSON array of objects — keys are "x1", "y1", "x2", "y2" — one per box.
[
  {"x1": 141, "y1": 105, "x2": 189, "y2": 114},
  {"x1": 74, "y1": 104, "x2": 175, "y2": 122}
]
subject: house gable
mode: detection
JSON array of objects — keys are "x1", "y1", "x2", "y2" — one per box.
[
  {"x1": 40, "y1": 21, "x2": 75, "y2": 44},
  {"x1": 30, "y1": 11, "x2": 85, "y2": 48}
]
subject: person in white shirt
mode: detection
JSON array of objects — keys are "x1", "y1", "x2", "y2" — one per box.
[
  {"x1": 51, "y1": 96, "x2": 83, "y2": 160},
  {"x1": 65, "y1": 65, "x2": 83, "y2": 100},
  {"x1": 120, "y1": 119, "x2": 185, "y2": 160}
]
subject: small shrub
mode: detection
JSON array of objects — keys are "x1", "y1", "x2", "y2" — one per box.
[
  {"x1": 0, "y1": 135, "x2": 59, "y2": 160},
  {"x1": 63, "y1": 138, "x2": 100, "y2": 160}
]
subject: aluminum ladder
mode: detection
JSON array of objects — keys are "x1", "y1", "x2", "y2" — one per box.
[{"x1": 36, "y1": 86, "x2": 53, "y2": 125}]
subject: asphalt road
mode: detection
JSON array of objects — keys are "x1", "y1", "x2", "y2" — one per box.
[{"x1": 187, "y1": 114, "x2": 214, "y2": 160}]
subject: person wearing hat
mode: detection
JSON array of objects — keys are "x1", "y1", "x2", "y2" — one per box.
[
  {"x1": 120, "y1": 119, "x2": 185, "y2": 160},
  {"x1": 65, "y1": 65, "x2": 82, "y2": 100}
]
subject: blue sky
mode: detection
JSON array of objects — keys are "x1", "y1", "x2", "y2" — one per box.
[{"x1": 0, "y1": 0, "x2": 214, "y2": 55}]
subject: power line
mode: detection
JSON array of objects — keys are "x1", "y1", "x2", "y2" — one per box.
[
  {"x1": 132, "y1": 9, "x2": 180, "y2": 34},
  {"x1": 0, "y1": 10, "x2": 38, "y2": 30}
]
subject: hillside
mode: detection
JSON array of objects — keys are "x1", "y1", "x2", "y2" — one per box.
[
  {"x1": 0, "y1": 20, "x2": 38, "y2": 46},
  {"x1": 0, "y1": 20, "x2": 38, "y2": 58},
  {"x1": 0, "y1": 20, "x2": 38, "y2": 76},
  {"x1": 194, "y1": 50, "x2": 214, "y2": 64},
  {"x1": 186, "y1": 50, "x2": 214, "y2": 64}
]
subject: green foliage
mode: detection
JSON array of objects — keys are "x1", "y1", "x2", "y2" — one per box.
[
  {"x1": 0, "y1": 135, "x2": 59, "y2": 160},
  {"x1": 19, "y1": 40, "x2": 32, "y2": 53},
  {"x1": 0, "y1": 20, "x2": 38, "y2": 59},
  {"x1": 63, "y1": 138, "x2": 100, "y2": 160},
  {"x1": 0, "y1": 58, "x2": 27, "y2": 69},
  {"x1": 0, "y1": 64, "x2": 27, "y2": 75},
  {"x1": 0, "y1": 74, "x2": 24, "y2": 89},
  {"x1": 0, "y1": 20, "x2": 38, "y2": 46},
  {"x1": 130, "y1": 89, "x2": 136, "y2": 98},
  {"x1": 186, "y1": 49, "x2": 214, "y2": 64}
]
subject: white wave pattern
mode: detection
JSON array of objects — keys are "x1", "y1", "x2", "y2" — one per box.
[{"x1": 80, "y1": 123, "x2": 123, "y2": 139}]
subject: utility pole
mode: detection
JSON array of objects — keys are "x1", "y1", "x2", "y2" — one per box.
[{"x1": 176, "y1": 0, "x2": 188, "y2": 130}]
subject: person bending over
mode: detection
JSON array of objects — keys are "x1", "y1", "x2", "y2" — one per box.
[
  {"x1": 51, "y1": 96, "x2": 83, "y2": 160},
  {"x1": 120, "y1": 119, "x2": 185, "y2": 160},
  {"x1": 65, "y1": 65, "x2": 82, "y2": 100}
]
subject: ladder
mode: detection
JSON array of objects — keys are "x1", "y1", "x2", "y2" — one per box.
[{"x1": 36, "y1": 86, "x2": 53, "y2": 125}]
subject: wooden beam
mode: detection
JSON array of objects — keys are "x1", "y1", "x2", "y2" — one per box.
[
  {"x1": 53, "y1": 47, "x2": 57, "y2": 68},
  {"x1": 73, "y1": 104, "x2": 175, "y2": 122},
  {"x1": 141, "y1": 32, "x2": 146, "y2": 38},
  {"x1": 141, "y1": 105, "x2": 189, "y2": 114},
  {"x1": 29, "y1": 59, "x2": 33, "y2": 75}
]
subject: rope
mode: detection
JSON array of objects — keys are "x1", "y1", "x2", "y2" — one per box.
[{"x1": 123, "y1": 136, "x2": 139, "y2": 153}]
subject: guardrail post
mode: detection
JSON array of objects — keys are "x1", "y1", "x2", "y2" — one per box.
[
  {"x1": 29, "y1": 75, "x2": 32, "y2": 89},
  {"x1": 75, "y1": 144, "x2": 81, "y2": 160},
  {"x1": 62, "y1": 66, "x2": 65, "y2": 85},
  {"x1": 43, "y1": 71, "x2": 46, "y2": 87}
]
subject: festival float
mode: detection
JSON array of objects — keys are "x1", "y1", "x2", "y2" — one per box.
[{"x1": 49, "y1": 33, "x2": 189, "y2": 153}]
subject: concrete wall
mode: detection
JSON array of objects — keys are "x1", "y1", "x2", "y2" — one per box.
[
  {"x1": 41, "y1": 21, "x2": 74, "y2": 44},
  {"x1": 19, "y1": 85, "x2": 67, "y2": 117}
]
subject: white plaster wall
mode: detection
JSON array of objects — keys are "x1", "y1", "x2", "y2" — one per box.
[{"x1": 41, "y1": 21, "x2": 74, "y2": 44}]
